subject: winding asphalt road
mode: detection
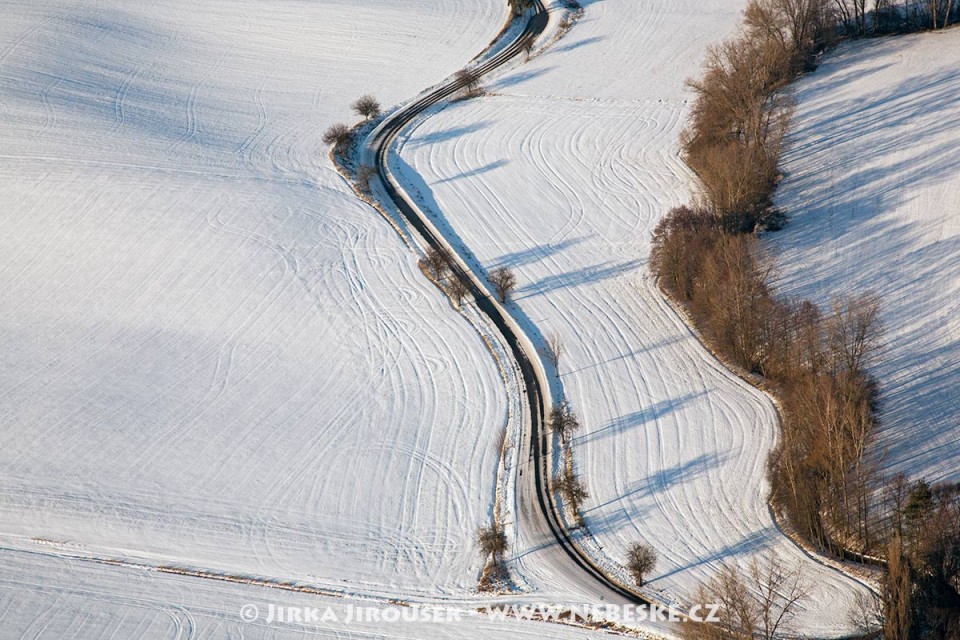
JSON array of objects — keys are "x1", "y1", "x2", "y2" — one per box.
[{"x1": 365, "y1": 2, "x2": 654, "y2": 609}]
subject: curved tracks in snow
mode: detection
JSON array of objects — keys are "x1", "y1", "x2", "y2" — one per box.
[{"x1": 367, "y1": 3, "x2": 653, "y2": 607}]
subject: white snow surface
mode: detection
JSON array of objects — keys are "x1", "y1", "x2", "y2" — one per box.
[
  {"x1": 392, "y1": 0, "x2": 876, "y2": 636},
  {"x1": 772, "y1": 32, "x2": 960, "y2": 484},
  {"x1": 0, "y1": 548, "x2": 635, "y2": 639},
  {"x1": 0, "y1": 0, "x2": 513, "y2": 601}
]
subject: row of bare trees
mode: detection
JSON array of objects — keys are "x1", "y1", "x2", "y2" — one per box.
[
  {"x1": 418, "y1": 247, "x2": 522, "y2": 307},
  {"x1": 651, "y1": 205, "x2": 884, "y2": 557},
  {"x1": 683, "y1": 0, "x2": 835, "y2": 234},
  {"x1": 323, "y1": 94, "x2": 383, "y2": 153},
  {"x1": 661, "y1": 2, "x2": 960, "y2": 636},
  {"x1": 835, "y1": 0, "x2": 959, "y2": 34},
  {"x1": 663, "y1": 0, "x2": 893, "y2": 560}
]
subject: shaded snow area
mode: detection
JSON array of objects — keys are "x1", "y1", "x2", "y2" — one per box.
[
  {"x1": 0, "y1": 0, "x2": 513, "y2": 604},
  {"x1": 393, "y1": 0, "x2": 876, "y2": 636},
  {"x1": 772, "y1": 32, "x2": 960, "y2": 485}
]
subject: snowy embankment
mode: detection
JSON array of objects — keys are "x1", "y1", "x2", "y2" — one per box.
[
  {"x1": 392, "y1": 0, "x2": 876, "y2": 635},
  {"x1": 0, "y1": 0, "x2": 513, "y2": 602},
  {"x1": 772, "y1": 31, "x2": 960, "y2": 485}
]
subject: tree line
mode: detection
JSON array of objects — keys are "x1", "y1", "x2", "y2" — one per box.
[
  {"x1": 654, "y1": 1, "x2": 958, "y2": 637},
  {"x1": 835, "y1": 0, "x2": 959, "y2": 34}
]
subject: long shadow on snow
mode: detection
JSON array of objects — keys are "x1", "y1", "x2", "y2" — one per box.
[
  {"x1": 562, "y1": 334, "x2": 684, "y2": 376},
  {"x1": 436, "y1": 159, "x2": 510, "y2": 184},
  {"x1": 776, "y1": 63, "x2": 960, "y2": 483},
  {"x1": 489, "y1": 236, "x2": 588, "y2": 271},
  {"x1": 648, "y1": 528, "x2": 773, "y2": 585},
  {"x1": 552, "y1": 35, "x2": 605, "y2": 54},
  {"x1": 584, "y1": 452, "x2": 727, "y2": 518},
  {"x1": 574, "y1": 394, "x2": 704, "y2": 446},
  {"x1": 401, "y1": 121, "x2": 493, "y2": 149},
  {"x1": 489, "y1": 66, "x2": 554, "y2": 91}
]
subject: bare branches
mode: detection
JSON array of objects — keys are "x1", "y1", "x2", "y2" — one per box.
[
  {"x1": 351, "y1": 94, "x2": 381, "y2": 121},
  {"x1": 322, "y1": 123, "x2": 352, "y2": 150},
  {"x1": 826, "y1": 292, "x2": 882, "y2": 377},
  {"x1": 508, "y1": 0, "x2": 536, "y2": 16},
  {"x1": 626, "y1": 543, "x2": 657, "y2": 587},
  {"x1": 549, "y1": 400, "x2": 581, "y2": 444},
  {"x1": 683, "y1": 0, "x2": 836, "y2": 231},
  {"x1": 683, "y1": 554, "x2": 810, "y2": 640},
  {"x1": 750, "y1": 553, "x2": 811, "y2": 639},
  {"x1": 455, "y1": 68, "x2": 482, "y2": 97},
  {"x1": 477, "y1": 522, "x2": 508, "y2": 567},
  {"x1": 419, "y1": 246, "x2": 451, "y2": 281},
  {"x1": 883, "y1": 536, "x2": 914, "y2": 640},
  {"x1": 489, "y1": 266, "x2": 516, "y2": 303},
  {"x1": 448, "y1": 276, "x2": 470, "y2": 306},
  {"x1": 522, "y1": 36, "x2": 535, "y2": 60},
  {"x1": 541, "y1": 332, "x2": 564, "y2": 370},
  {"x1": 554, "y1": 468, "x2": 588, "y2": 527}
]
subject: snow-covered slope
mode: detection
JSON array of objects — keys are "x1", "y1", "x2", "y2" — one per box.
[
  {"x1": 771, "y1": 32, "x2": 960, "y2": 485},
  {"x1": 0, "y1": 0, "x2": 510, "y2": 598},
  {"x1": 392, "y1": 0, "x2": 875, "y2": 635},
  {"x1": 0, "y1": 548, "x2": 639, "y2": 639}
]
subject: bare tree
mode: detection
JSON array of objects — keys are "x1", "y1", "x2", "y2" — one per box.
[
  {"x1": 322, "y1": 123, "x2": 353, "y2": 150},
  {"x1": 925, "y1": 0, "x2": 953, "y2": 28},
  {"x1": 683, "y1": 554, "x2": 810, "y2": 640},
  {"x1": 549, "y1": 400, "x2": 581, "y2": 444},
  {"x1": 351, "y1": 94, "x2": 382, "y2": 121},
  {"x1": 489, "y1": 266, "x2": 516, "y2": 303},
  {"x1": 477, "y1": 522, "x2": 508, "y2": 567},
  {"x1": 509, "y1": 0, "x2": 535, "y2": 16},
  {"x1": 826, "y1": 293, "x2": 882, "y2": 377},
  {"x1": 886, "y1": 472, "x2": 910, "y2": 540},
  {"x1": 455, "y1": 68, "x2": 482, "y2": 97},
  {"x1": 750, "y1": 553, "x2": 811, "y2": 640},
  {"x1": 626, "y1": 542, "x2": 657, "y2": 586},
  {"x1": 356, "y1": 164, "x2": 376, "y2": 192},
  {"x1": 419, "y1": 246, "x2": 451, "y2": 281},
  {"x1": 555, "y1": 468, "x2": 588, "y2": 526},
  {"x1": 883, "y1": 536, "x2": 914, "y2": 640},
  {"x1": 449, "y1": 276, "x2": 470, "y2": 306},
  {"x1": 745, "y1": 0, "x2": 833, "y2": 60},
  {"x1": 542, "y1": 332, "x2": 564, "y2": 370}
]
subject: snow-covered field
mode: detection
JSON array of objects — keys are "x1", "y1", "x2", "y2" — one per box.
[
  {"x1": 0, "y1": 548, "x2": 633, "y2": 639},
  {"x1": 392, "y1": 0, "x2": 875, "y2": 635},
  {"x1": 772, "y1": 31, "x2": 960, "y2": 485},
  {"x1": 0, "y1": 0, "x2": 512, "y2": 601},
  {"x1": 0, "y1": 0, "x2": 888, "y2": 637}
]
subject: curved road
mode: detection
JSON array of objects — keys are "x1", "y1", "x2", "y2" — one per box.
[{"x1": 365, "y1": 2, "x2": 654, "y2": 608}]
